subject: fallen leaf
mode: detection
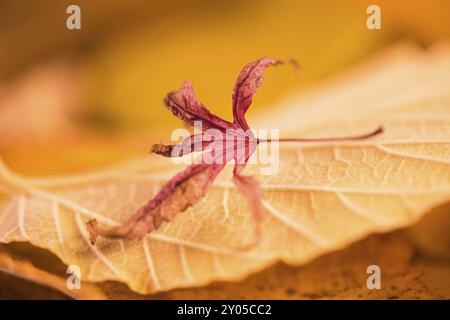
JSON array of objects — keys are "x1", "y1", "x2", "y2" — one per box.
[
  {"x1": 1, "y1": 233, "x2": 439, "y2": 299},
  {"x1": 0, "y1": 44, "x2": 449, "y2": 295},
  {"x1": 416, "y1": 256, "x2": 450, "y2": 299},
  {"x1": 404, "y1": 202, "x2": 450, "y2": 259},
  {"x1": 153, "y1": 234, "x2": 440, "y2": 300},
  {"x1": 0, "y1": 250, "x2": 106, "y2": 300},
  {"x1": 0, "y1": 268, "x2": 69, "y2": 300}
]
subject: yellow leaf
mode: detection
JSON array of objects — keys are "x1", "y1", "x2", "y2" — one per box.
[{"x1": 0, "y1": 44, "x2": 449, "y2": 295}]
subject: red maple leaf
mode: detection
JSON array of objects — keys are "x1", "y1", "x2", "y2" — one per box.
[{"x1": 87, "y1": 58, "x2": 382, "y2": 247}]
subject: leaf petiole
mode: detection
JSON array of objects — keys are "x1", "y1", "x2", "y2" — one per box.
[{"x1": 258, "y1": 126, "x2": 383, "y2": 143}]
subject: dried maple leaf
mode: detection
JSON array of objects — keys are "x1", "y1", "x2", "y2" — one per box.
[
  {"x1": 86, "y1": 58, "x2": 290, "y2": 244},
  {"x1": 87, "y1": 57, "x2": 381, "y2": 245},
  {"x1": 0, "y1": 44, "x2": 449, "y2": 295}
]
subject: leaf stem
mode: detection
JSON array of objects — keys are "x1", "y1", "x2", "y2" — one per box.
[{"x1": 259, "y1": 126, "x2": 383, "y2": 143}]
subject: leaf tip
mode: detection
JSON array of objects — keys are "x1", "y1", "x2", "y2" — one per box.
[
  {"x1": 86, "y1": 219, "x2": 99, "y2": 245},
  {"x1": 151, "y1": 143, "x2": 174, "y2": 157},
  {"x1": 374, "y1": 126, "x2": 384, "y2": 136}
]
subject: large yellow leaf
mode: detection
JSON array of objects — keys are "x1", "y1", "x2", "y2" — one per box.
[{"x1": 0, "y1": 44, "x2": 449, "y2": 295}]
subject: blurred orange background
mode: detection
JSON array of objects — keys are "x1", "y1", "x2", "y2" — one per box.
[{"x1": 0, "y1": 0, "x2": 449, "y2": 174}]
